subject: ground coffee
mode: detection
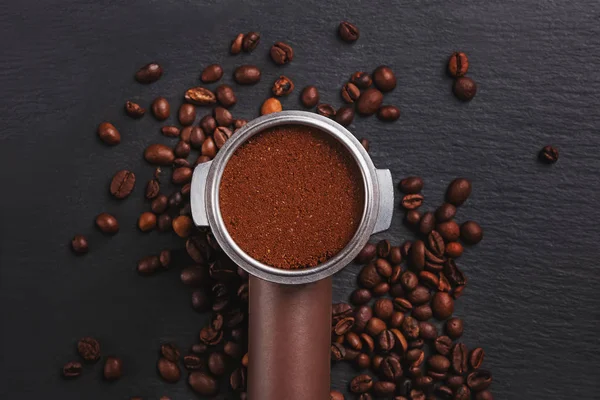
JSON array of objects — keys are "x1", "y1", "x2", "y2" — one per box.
[{"x1": 219, "y1": 124, "x2": 364, "y2": 269}]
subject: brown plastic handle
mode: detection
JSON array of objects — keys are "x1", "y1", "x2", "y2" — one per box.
[{"x1": 248, "y1": 275, "x2": 332, "y2": 400}]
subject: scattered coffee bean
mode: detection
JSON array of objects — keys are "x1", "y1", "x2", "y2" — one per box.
[
  {"x1": 230, "y1": 33, "x2": 244, "y2": 54},
  {"x1": 435, "y1": 203, "x2": 456, "y2": 222},
  {"x1": 261, "y1": 97, "x2": 282, "y2": 115},
  {"x1": 402, "y1": 194, "x2": 424, "y2": 210},
  {"x1": 437, "y1": 221, "x2": 460, "y2": 242},
  {"x1": 351, "y1": 288, "x2": 372, "y2": 305},
  {"x1": 151, "y1": 97, "x2": 170, "y2": 120},
  {"x1": 373, "y1": 298, "x2": 394, "y2": 320},
  {"x1": 446, "y1": 242, "x2": 464, "y2": 258},
  {"x1": 185, "y1": 87, "x2": 217, "y2": 106},
  {"x1": 405, "y1": 210, "x2": 421, "y2": 226},
  {"x1": 97, "y1": 122, "x2": 121, "y2": 145},
  {"x1": 242, "y1": 31, "x2": 260, "y2": 52},
  {"x1": 412, "y1": 304, "x2": 433, "y2": 321},
  {"x1": 338, "y1": 21, "x2": 360, "y2": 43},
  {"x1": 189, "y1": 371, "x2": 218, "y2": 396},
  {"x1": 351, "y1": 71, "x2": 372, "y2": 89},
  {"x1": 173, "y1": 215, "x2": 193, "y2": 238},
  {"x1": 428, "y1": 354, "x2": 451, "y2": 372},
  {"x1": 475, "y1": 390, "x2": 494, "y2": 400},
  {"x1": 408, "y1": 240, "x2": 425, "y2": 271},
  {"x1": 77, "y1": 337, "x2": 101, "y2": 362},
  {"x1": 373, "y1": 66, "x2": 396, "y2": 92},
  {"x1": 539, "y1": 145, "x2": 559, "y2": 163},
  {"x1": 201, "y1": 64, "x2": 224, "y2": 83},
  {"x1": 432, "y1": 292, "x2": 454, "y2": 320},
  {"x1": 446, "y1": 178, "x2": 472, "y2": 206},
  {"x1": 355, "y1": 242, "x2": 376, "y2": 263},
  {"x1": 316, "y1": 103, "x2": 336, "y2": 118},
  {"x1": 455, "y1": 384, "x2": 471, "y2": 400},
  {"x1": 95, "y1": 213, "x2": 119, "y2": 234},
  {"x1": 377, "y1": 105, "x2": 400, "y2": 121},
  {"x1": 330, "y1": 390, "x2": 345, "y2": 400},
  {"x1": 434, "y1": 336, "x2": 453, "y2": 356},
  {"x1": 451, "y1": 343, "x2": 469, "y2": 374},
  {"x1": 356, "y1": 88, "x2": 383, "y2": 116},
  {"x1": 208, "y1": 352, "x2": 226, "y2": 375},
  {"x1": 373, "y1": 381, "x2": 396, "y2": 397},
  {"x1": 341, "y1": 82, "x2": 361, "y2": 103},
  {"x1": 137, "y1": 255, "x2": 160, "y2": 275},
  {"x1": 300, "y1": 86, "x2": 319, "y2": 108},
  {"x1": 453, "y1": 77, "x2": 477, "y2": 101},
  {"x1": 125, "y1": 101, "x2": 145, "y2": 118},
  {"x1": 110, "y1": 170, "x2": 136, "y2": 199},
  {"x1": 469, "y1": 347, "x2": 485, "y2": 370},
  {"x1": 419, "y1": 212, "x2": 436, "y2": 235},
  {"x1": 349, "y1": 374, "x2": 373, "y2": 393},
  {"x1": 183, "y1": 354, "x2": 203, "y2": 371},
  {"x1": 467, "y1": 370, "x2": 492, "y2": 391},
  {"x1": 144, "y1": 144, "x2": 175, "y2": 165},
  {"x1": 272, "y1": 75, "x2": 294, "y2": 96},
  {"x1": 448, "y1": 52, "x2": 469, "y2": 78},
  {"x1": 62, "y1": 361, "x2": 82, "y2": 378},
  {"x1": 103, "y1": 356, "x2": 123, "y2": 380},
  {"x1": 178, "y1": 103, "x2": 196, "y2": 126},
  {"x1": 234, "y1": 65, "x2": 261, "y2": 85},
  {"x1": 157, "y1": 357, "x2": 181, "y2": 383},
  {"x1": 461, "y1": 221, "x2": 483, "y2": 244},
  {"x1": 135, "y1": 62, "x2": 163, "y2": 83},
  {"x1": 270, "y1": 41, "x2": 294, "y2": 65},
  {"x1": 444, "y1": 317, "x2": 464, "y2": 339},
  {"x1": 419, "y1": 321, "x2": 438, "y2": 340},
  {"x1": 138, "y1": 212, "x2": 157, "y2": 232}
]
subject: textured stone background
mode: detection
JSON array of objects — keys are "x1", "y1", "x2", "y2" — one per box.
[{"x1": 1, "y1": 0, "x2": 600, "y2": 398}]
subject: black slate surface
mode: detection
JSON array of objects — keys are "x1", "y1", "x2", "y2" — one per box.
[{"x1": 1, "y1": 0, "x2": 600, "y2": 399}]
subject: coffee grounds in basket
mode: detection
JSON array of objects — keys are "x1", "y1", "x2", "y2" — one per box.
[{"x1": 219, "y1": 124, "x2": 364, "y2": 269}]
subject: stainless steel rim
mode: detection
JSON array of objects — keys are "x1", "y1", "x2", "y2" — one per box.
[{"x1": 205, "y1": 111, "x2": 380, "y2": 285}]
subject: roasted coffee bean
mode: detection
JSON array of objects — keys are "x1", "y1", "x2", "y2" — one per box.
[
  {"x1": 401, "y1": 241, "x2": 412, "y2": 257},
  {"x1": 213, "y1": 127, "x2": 232, "y2": 149},
  {"x1": 405, "y1": 348, "x2": 424, "y2": 366},
  {"x1": 401, "y1": 316, "x2": 420, "y2": 339},
  {"x1": 469, "y1": 347, "x2": 485, "y2": 370},
  {"x1": 375, "y1": 258, "x2": 392, "y2": 278},
  {"x1": 201, "y1": 64, "x2": 223, "y2": 83},
  {"x1": 199, "y1": 326, "x2": 223, "y2": 345},
  {"x1": 103, "y1": 356, "x2": 123, "y2": 380},
  {"x1": 201, "y1": 136, "x2": 217, "y2": 158},
  {"x1": 448, "y1": 52, "x2": 469, "y2": 78},
  {"x1": 452, "y1": 285, "x2": 466, "y2": 299},
  {"x1": 349, "y1": 374, "x2": 373, "y2": 393},
  {"x1": 207, "y1": 352, "x2": 226, "y2": 375},
  {"x1": 358, "y1": 262, "x2": 382, "y2": 288},
  {"x1": 173, "y1": 215, "x2": 193, "y2": 238},
  {"x1": 401, "y1": 271, "x2": 419, "y2": 291},
  {"x1": 461, "y1": 221, "x2": 483, "y2": 244},
  {"x1": 428, "y1": 354, "x2": 450, "y2": 372},
  {"x1": 333, "y1": 303, "x2": 353, "y2": 323},
  {"x1": 390, "y1": 328, "x2": 409, "y2": 354},
  {"x1": 300, "y1": 86, "x2": 319, "y2": 107},
  {"x1": 178, "y1": 103, "x2": 196, "y2": 126},
  {"x1": 419, "y1": 271, "x2": 439, "y2": 289},
  {"x1": 408, "y1": 240, "x2": 425, "y2": 271},
  {"x1": 350, "y1": 289, "x2": 373, "y2": 306},
  {"x1": 378, "y1": 329, "x2": 395, "y2": 352},
  {"x1": 451, "y1": 343, "x2": 469, "y2": 374},
  {"x1": 157, "y1": 357, "x2": 181, "y2": 383},
  {"x1": 372, "y1": 66, "x2": 396, "y2": 92},
  {"x1": 180, "y1": 266, "x2": 205, "y2": 287},
  {"x1": 110, "y1": 170, "x2": 136, "y2": 199},
  {"x1": 270, "y1": 41, "x2": 294, "y2": 64},
  {"x1": 335, "y1": 106, "x2": 355, "y2": 127},
  {"x1": 393, "y1": 297, "x2": 412, "y2": 312},
  {"x1": 349, "y1": 350, "x2": 364, "y2": 365},
  {"x1": 373, "y1": 298, "x2": 394, "y2": 320},
  {"x1": 330, "y1": 390, "x2": 345, "y2": 400},
  {"x1": 182, "y1": 354, "x2": 203, "y2": 371},
  {"x1": 365, "y1": 317, "x2": 386, "y2": 337},
  {"x1": 373, "y1": 381, "x2": 396, "y2": 397},
  {"x1": 445, "y1": 317, "x2": 464, "y2": 339},
  {"x1": 419, "y1": 321, "x2": 438, "y2": 340},
  {"x1": 356, "y1": 88, "x2": 383, "y2": 116},
  {"x1": 198, "y1": 117, "x2": 216, "y2": 137},
  {"x1": 135, "y1": 62, "x2": 163, "y2": 83},
  {"x1": 412, "y1": 304, "x2": 433, "y2": 321},
  {"x1": 454, "y1": 385, "x2": 471, "y2": 400},
  {"x1": 427, "y1": 231, "x2": 445, "y2": 257},
  {"x1": 77, "y1": 337, "x2": 100, "y2": 362},
  {"x1": 399, "y1": 176, "x2": 423, "y2": 194},
  {"x1": 185, "y1": 87, "x2": 217, "y2": 105},
  {"x1": 151, "y1": 195, "x2": 168, "y2": 214},
  {"x1": 445, "y1": 242, "x2": 463, "y2": 258},
  {"x1": 261, "y1": 97, "x2": 282, "y2": 115},
  {"x1": 437, "y1": 221, "x2": 460, "y2": 242},
  {"x1": 138, "y1": 212, "x2": 156, "y2": 232},
  {"x1": 374, "y1": 239, "x2": 390, "y2": 259},
  {"x1": 444, "y1": 259, "x2": 467, "y2": 286},
  {"x1": 453, "y1": 77, "x2": 477, "y2": 101},
  {"x1": 145, "y1": 179, "x2": 160, "y2": 199},
  {"x1": 373, "y1": 282, "x2": 389, "y2": 296},
  {"x1": 191, "y1": 290, "x2": 209, "y2": 313},
  {"x1": 211, "y1": 85, "x2": 236, "y2": 109},
  {"x1": 436, "y1": 385, "x2": 454, "y2": 399},
  {"x1": 474, "y1": 391, "x2": 494, "y2": 400},
  {"x1": 161, "y1": 125, "x2": 180, "y2": 138},
  {"x1": 406, "y1": 210, "x2": 421, "y2": 226},
  {"x1": 355, "y1": 242, "x2": 376, "y2": 263},
  {"x1": 137, "y1": 255, "x2": 160, "y2": 275},
  {"x1": 539, "y1": 145, "x2": 559, "y2": 163},
  {"x1": 189, "y1": 371, "x2": 218, "y2": 396},
  {"x1": 97, "y1": 121, "x2": 121, "y2": 145},
  {"x1": 234, "y1": 65, "x2": 261, "y2": 84},
  {"x1": 402, "y1": 194, "x2": 424, "y2": 210},
  {"x1": 381, "y1": 356, "x2": 403, "y2": 380},
  {"x1": 224, "y1": 341, "x2": 241, "y2": 358},
  {"x1": 334, "y1": 317, "x2": 355, "y2": 335},
  {"x1": 389, "y1": 311, "x2": 405, "y2": 328},
  {"x1": 341, "y1": 82, "x2": 361, "y2": 103},
  {"x1": 62, "y1": 361, "x2": 82, "y2": 378},
  {"x1": 144, "y1": 144, "x2": 175, "y2": 166},
  {"x1": 191, "y1": 343, "x2": 208, "y2": 355},
  {"x1": 447, "y1": 375, "x2": 465, "y2": 389},
  {"x1": 339, "y1": 21, "x2": 360, "y2": 42},
  {"x1": 159, "y1": 249, "x2": 171, "y2": 268},
  {"x1": 95, "y1": 213, "x2": 119, "y2": 234},
  {"x1": 419, "y1": 212, "x2": 436, "y2": 235},
  {"x1": 230, "y1": 33, "x2": 244, "y2": 54},
  {"x1": 360, "y1": 138, "x2": 370, "y2": 152},
  {"x1": 151, "y1": 97, "x2": 170, "y2": 120},
  {"x1": 160, "y1": 343, "x2": 180, "y2": 362},
  {"x1": 360, "y1": 333, "x2": 375, "y2": 353},
  {"x1": 435, "y1": 203, "x2": 457, "y2": 222},
  {"x1": 351, "y1": 71, "x2": 372, "y2": 89},
  {"x1": 331, "y1": 342, "x2": 346, "y2": 361},
  {"x1": 242, "y1": 31, "x2": 260, "y2": 52},
  {"x1": 433, "y1": 335, "x2": 452, "y2": 356},
  {"x1": 345, "y1": 332, "x2": 362, "y2": 351},
  {"x1": 272, "y1": 75, "x2": 295, "y2": 96},
  {"x1": 377, "y1": 105, "x2": 400, "y2": 121},
  {"x1": 213, "y1": 107, "x2": 233, "y2": 127},
  {"x1": 407, "y1": 286, "x2": 430, "y2": 305},
  {"x1": 316, "y1": 103, "x2": 336, "y2": 118},
  {"x1": 432, "y1": 292, "x2": 454, "y2": 320}
]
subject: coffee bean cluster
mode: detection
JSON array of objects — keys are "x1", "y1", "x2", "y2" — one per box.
[
  {"x1": 61, "y1": 337, "x2": 125, "y2": 382},
  {"x1": 447, "y1": 52, "x2": 477, "y2": 102},
  {"x1": 328, "y1": 178, "x2": 492, "y2": 399}
]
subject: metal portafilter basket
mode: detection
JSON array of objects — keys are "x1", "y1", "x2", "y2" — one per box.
[{"x1": 191, "y1": 111, "x2": 394, "y2": 400}]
